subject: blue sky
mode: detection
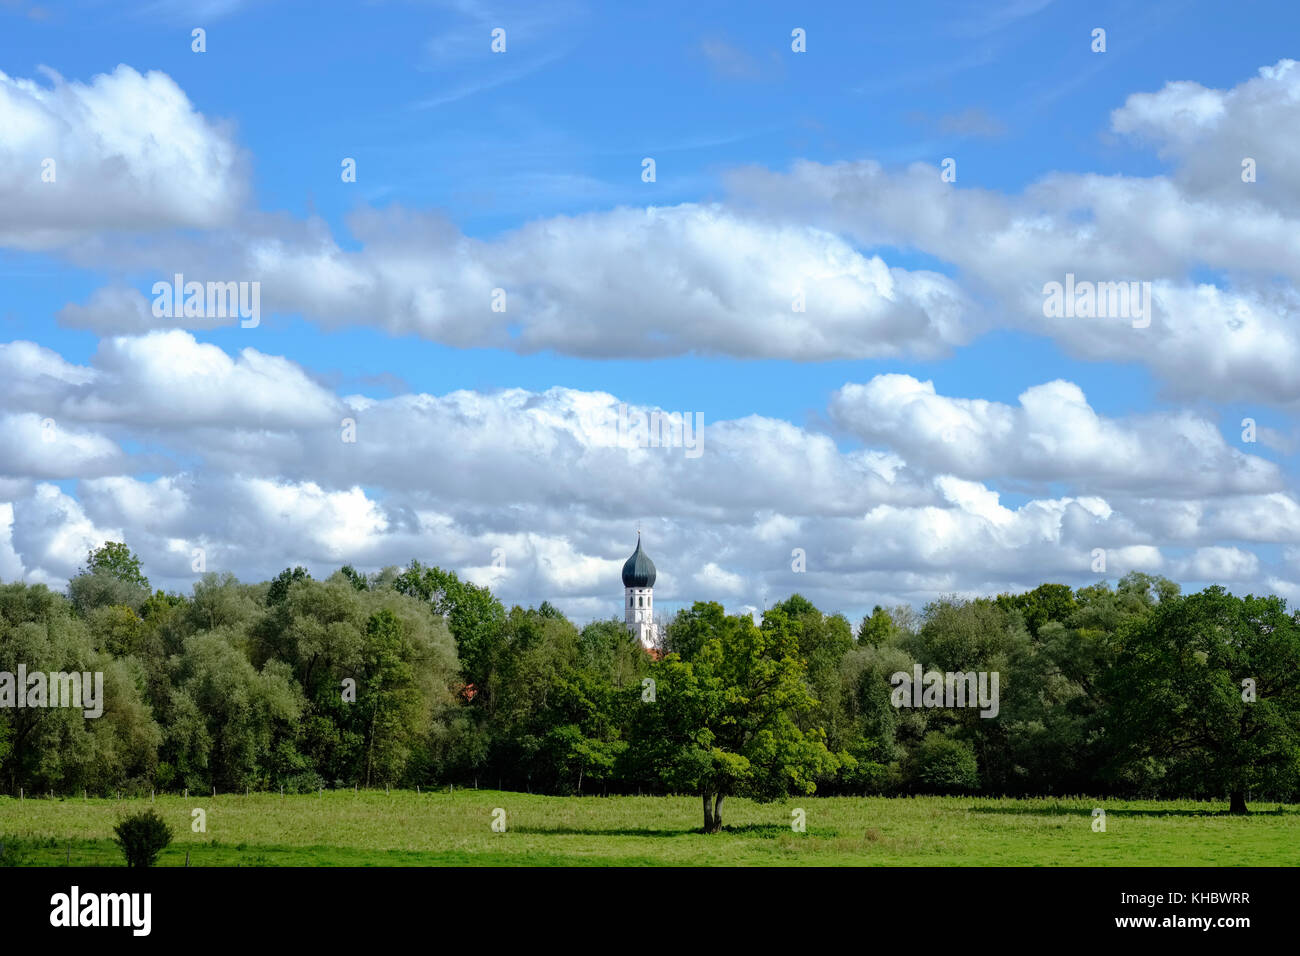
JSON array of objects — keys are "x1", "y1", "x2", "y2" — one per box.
[
  {"x1": 2, "y1": 0, "x2": 1299, "y2": 625},
  {"x1": 1, "y1": 0, "x2": 1290, "y2": 413}
]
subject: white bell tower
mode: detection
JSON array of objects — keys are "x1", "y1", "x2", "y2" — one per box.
[{"x1": 621, "y1": 532, "x2": 658, "y2": 649}]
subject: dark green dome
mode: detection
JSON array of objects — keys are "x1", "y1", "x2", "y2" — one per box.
[{"x1": 622, "y1": 536, "x2": 656, "y2": 588}]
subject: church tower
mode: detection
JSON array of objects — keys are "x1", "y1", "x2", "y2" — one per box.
[{"x1": 622, "y1": 533, "x2": 658, "y2": 649}]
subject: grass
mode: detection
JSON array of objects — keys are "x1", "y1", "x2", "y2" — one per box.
[{"x1": 1, "y1": 790, "x2": 1297, "y2": 866}]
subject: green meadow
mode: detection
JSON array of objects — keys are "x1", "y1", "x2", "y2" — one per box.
[{"x1": 2, "y1": 791, "x2": 1297, "y2": 866}]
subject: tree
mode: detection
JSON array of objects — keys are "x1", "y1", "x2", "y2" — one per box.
[
  {"x1": 357, "y1": 609, "x2": 419, "y2": 786},
  {"x1": 339, "y1": 565, "x2": 370, "y2": 592},
  {"x1": 68, "y1": 566, "x2": 151, "y2": 616},
  {"x1": 628, "y1": 603, "x2": 837, "y2": 832},
  {"x1": 858, "y1": 606, "x2": 893, "y2": 647},
  {"x1": 113, "y1": 810, "x2": 173, "y2": 867},
  {"x1": 268, "y1": 566, "x2": 312, "y2": 605},
  {"x1": 910, "y1": 733, "x2": 980, "y2": 793},
  {"x1": 391, "y1": 561, "x2": 504, "y2": 686},
  {"x1": 662, "y1": 601, "x2": 727, "y2": 662},
  {"x1": 995, "y1": 583, "x2": 1077, "y2": 639},
  {"x1": 1102, "y1": 587, "x2": 1300, "y2": 813},
  {"x1": 0, "y1": 582, "x2": 160, "y2": 794},
  {"x1": 82, "y1": 542, "x2": 150, "y2": 592},
  {"x1": 170, "y1": 632, "x2": 304, "y2": 792}
]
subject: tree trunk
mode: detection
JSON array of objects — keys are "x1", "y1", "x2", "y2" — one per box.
[
  {"x1": 702, "y1": 792, "x2": 716, "y2": 833},
  {"x1": 713, "y1": 793, "x2": 725, "y2": 831},
  {"x1": 365, "y1": 694, "x2": 380, "y2": 787},
  {"x1": 1229, "y1": 790, "x2": 1249, "y2": 815}
]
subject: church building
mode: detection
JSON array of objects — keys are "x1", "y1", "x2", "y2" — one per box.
[{"x1": 622, "y1": 534, "x2": 659, "y2": 649}]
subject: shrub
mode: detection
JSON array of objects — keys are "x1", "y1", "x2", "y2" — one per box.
[
  {"x1": 282, "y1": 771, "x2": 326, "y2": 794},
  {"x1": 912, "y1": 734, "x2": 980, "y2": 794},
  {"x1": 0, "y1": 837, "x2": 36, "y2": 866},
  {"x1": 113, "y1": 810, "x2": 173, "y2": 867}
]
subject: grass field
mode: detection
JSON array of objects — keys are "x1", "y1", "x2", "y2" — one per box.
[{"x1": 2, "y1": 790, "x2": 1297, "y2": 866}]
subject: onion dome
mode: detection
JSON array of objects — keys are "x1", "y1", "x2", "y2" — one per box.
[{"x1": 621, "y1": 535, "x2": 657, "y2": 588}]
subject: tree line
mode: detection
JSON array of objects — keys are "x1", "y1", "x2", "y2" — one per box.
[{"x1": 2, "y1": 543, "x2": 1298, "y2": 828}]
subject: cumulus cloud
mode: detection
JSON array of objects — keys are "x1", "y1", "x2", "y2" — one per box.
[
  {"x1": 24, "y1": 58, "x2": 1300, "y2": 402},
  {"x1": 724, "y1": 61, "x2": 1300, "y2": 401},
  {"x1": 1111, "y1": 59, "x2": 1300, "y2": 209},
  {"x1": 57, "y1": 285, "x2": 242, "y2": 334},
  {"x1": 0, "y1": 64, "x2": 247, "y2": 248},
  {"x1": 8, "y1": 484, "x2": 121, "y2": 584},
  {"x1": 64, "y1": 330, "x2": 341, "y2": 428},
  {"x1": 0, "y1": 413, "x2": 127, "y2": 478},
  {"x1": 830, "y1": 375, "x2": 1281, "y2": 496},
  {"x1": 0, "y1": 340, "x2": 96, "y2": 410},
  {"x1": 3, "y1": 59, "x2": 1299, "y2": 614},
  {"x1": 0, "y1": 334, "x2": 1294, "y2": 616},
  {"x1": 56, "y1": 202, "x2": 973, "y2": 358}
]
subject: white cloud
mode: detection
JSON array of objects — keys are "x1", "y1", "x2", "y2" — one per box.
[
  {"x1": 0, "y1": 413, "x2": 126, "y2": 479},
  {"x1": 831, "y1": 374, "x2": 1280, "y2": 496},
  {"x1": 64, "y1": 330, "x2": 340, "y2": 428},
  {"x1": 0, "y1": 65, "x2": 247, "y2": 248},
  {"x1": 1111, "y1": 59, "x2": 1300, "y2": 210},
  {"x1": 1174, "y1": 546, "x2": 1260, "y2": 582},
  {"x1": 724, "y1": 61, "x2": 1300, "y2": 400},
  {"x1": 9, "y1": 484, "x2": 121, "y2": 584},
  {"x1": 2, "y1": 333, "x2": 1295, "y2": 616}
]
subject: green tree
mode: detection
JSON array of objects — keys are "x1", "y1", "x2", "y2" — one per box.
[
  {"x1": 1102, "y1": 587, "x2": 1300, "y2": 813},
  {"x1": 858, "y1": 605, "x2": 893, "y2": 647},
  {"x1": 357, "y1": 609, "x2": 420, "y2": 786},
  {"x1": 392, "y1": 561, "x2": 504, "y2": 686},
  {"x1": 267, "y1": 566, "x2": 312, "y2": 605},
  {"x1": 910, "y1": 733, "x2": 980, "y2": 793},
  {"x1": 113, "y1": 809, "x2": 173, "y2": 867},
  {"x1": 82, "y1": 542, "x2": 150, "y2": 592},
  {"x1": 628, "y1": 603, "x2": 838, "y2": 832},
  {"x1": 339, "y1": 565, "x2": 370, "y2": 592},
  {"x1": 662, "y1": 601, "x2": 727, "y2": 662},
  {"x1": 995, "y1": 583, "x2": 1077, "y2": 639},
  {"x1": 0, "y1": 583, "x2": 160, "y2": 794},
  {"x1": 169, "y1": 632, "x2": 304, "y2": 792}
]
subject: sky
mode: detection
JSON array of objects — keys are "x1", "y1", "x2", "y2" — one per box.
[{"x1": 2, "y1": 0, "x2": 1300, "y2": 627}]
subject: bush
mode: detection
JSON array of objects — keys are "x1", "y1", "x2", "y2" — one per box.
[
  {"x1": 113, "y1": 810, "x2": 173, "y2": 867},
  {"x1": 0, "y1": 836, "x2": 36, "y2": 866},
  {"x1": 282, "y1": 771, "x2": 326, "y2": 794},
  {"x1": 911, "y1": 734, "x2": 980, "y2": 794}
]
